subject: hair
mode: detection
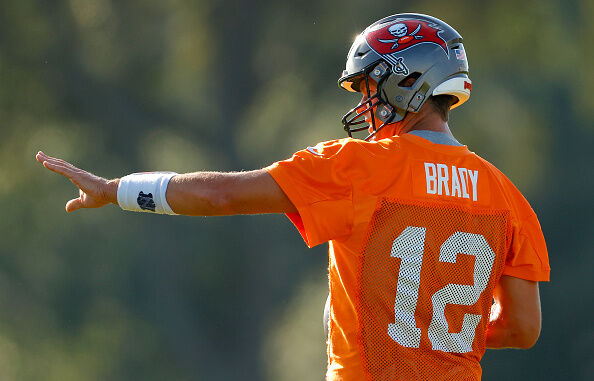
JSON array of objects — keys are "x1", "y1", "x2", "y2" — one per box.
[{"x1": 428, "y1": 95, "x2": 457, "y2": 121}]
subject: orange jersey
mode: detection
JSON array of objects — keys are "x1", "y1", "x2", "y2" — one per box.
[{"x1": 266, "y1": 133, "x2": 550, "y2": 381}]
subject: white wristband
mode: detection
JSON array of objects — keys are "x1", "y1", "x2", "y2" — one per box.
[{"x1": 117, "y1": 172, "x2": 178, "y2": 215}]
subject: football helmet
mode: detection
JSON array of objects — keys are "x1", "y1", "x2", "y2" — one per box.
[{"x1": 338, "y1": 13, "x2": 472, "y2": 140}]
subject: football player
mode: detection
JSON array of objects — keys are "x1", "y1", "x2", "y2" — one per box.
[{"x1": 36, "y1": 13, "x2": 549, "y2": 381}]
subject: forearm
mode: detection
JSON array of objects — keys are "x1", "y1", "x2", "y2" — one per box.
[
  {"x1": 165, "y1": 170, "x2": 296, "y2": 216},
  {"x1": 486, "y1": 295, "x2": 541, "y2": 349},
  {"x1": 106, "y1": 171, "x2": 230, "y2": 216},
  {"x1": 165, "y1": 172, "x2": 236, "y2": 216},
  {"x1": 100, "y1": 172, "x2": 230, "y2": 216}
]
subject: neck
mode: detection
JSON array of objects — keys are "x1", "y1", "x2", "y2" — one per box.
[{"x1": 372, "y1": 108, "x2": 453, "y2": 140}]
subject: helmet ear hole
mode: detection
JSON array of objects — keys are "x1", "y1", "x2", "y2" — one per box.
[{"x1": 398, "y1": 72, "x2": 422, "y2": 88}]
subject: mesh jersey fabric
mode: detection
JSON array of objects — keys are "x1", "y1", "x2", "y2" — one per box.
[{"x1": 265, "y1": 133, "x2": 550, "y2": 381}]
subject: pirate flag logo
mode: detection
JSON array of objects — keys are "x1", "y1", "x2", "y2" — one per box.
[{"x1": 366, "y1": 19, "x2": 448, "y2": 56}]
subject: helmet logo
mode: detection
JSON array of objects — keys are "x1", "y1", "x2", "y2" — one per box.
[
  {"x1": 367, "y1": 19, "x2": 448, "y2": 55},
  {"x1": 389, "y1": 23, "x2": 410, "y2": 38},
  {"x1": 392, "y1": 57, "x2": 409, "y2": 75},
  {"x1": 381, "y1": 23, "x2": 423, "y2": 50}
]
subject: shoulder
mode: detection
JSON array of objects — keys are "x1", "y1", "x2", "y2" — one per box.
[
  {"x1": 472, "y1": 153, "x2": 537, "y2": 218},
  {"x1": 267, "y1": 137, "x2": 403, "y2": 189},
  {"x1": 305, "y1": 137, "x2": 403, "y2": 160}
]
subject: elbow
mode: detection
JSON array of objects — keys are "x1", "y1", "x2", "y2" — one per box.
[
  {"x1": 513, "y1": 326, "x2": 541, "y2": 349},
  {"x1": 488, "y1": 276, "x2": 543, "y2": 350},
  {"x1": 506, "y1": 321, "x2": 541, "y2": 349},
  {"x1": 486, "y1": 315, "x2": 541, "y2": 349}
]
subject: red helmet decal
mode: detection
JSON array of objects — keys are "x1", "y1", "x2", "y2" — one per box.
[{"x1": 366, "y1": 19, "x2": 448, "y2": 55}]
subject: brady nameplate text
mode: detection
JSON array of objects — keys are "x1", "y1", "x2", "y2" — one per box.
[{"x1": 424, "y1": 162, "x2": 479, "y2": 202}]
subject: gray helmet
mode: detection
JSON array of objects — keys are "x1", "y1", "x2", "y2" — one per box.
[{"x1": 338, "y1": 13, "x2": 472, "y2": 140}]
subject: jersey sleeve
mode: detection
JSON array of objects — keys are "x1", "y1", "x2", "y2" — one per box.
[
  {"x1": 503, "y1": 189, "x2": 550, "y2": 282},
  {"x1": 265, "y1": 139, "x2": 360, "y2": 248}
]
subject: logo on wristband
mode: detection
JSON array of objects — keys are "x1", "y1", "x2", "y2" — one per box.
[{"x1": 137, "y1": 191, "x2": 156, "y2": 212}]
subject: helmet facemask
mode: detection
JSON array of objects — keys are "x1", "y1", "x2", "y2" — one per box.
[{"x1": 341, "y1": 62, "x2": 397, "y2": 141}]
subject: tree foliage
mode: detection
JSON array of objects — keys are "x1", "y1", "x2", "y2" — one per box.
[{"x1": 0, "y1": 0, "x2": 592, "y2": 379}]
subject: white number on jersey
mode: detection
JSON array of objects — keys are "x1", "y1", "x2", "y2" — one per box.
[{"x1": 387, "y1": 227, "x2": 496, "y2": 353}]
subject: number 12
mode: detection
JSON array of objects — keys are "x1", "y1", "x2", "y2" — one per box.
[{"x1": 387, "y1": 226, "x2": 496, "y2": 353}]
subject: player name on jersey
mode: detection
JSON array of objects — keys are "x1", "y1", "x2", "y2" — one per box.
[{"x1": 424, "y1": 162, "x2": 478, "y2": 201}]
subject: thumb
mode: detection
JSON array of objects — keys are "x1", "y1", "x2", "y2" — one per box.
[{"x1": 65, "y1": 197, "x2": 83, "y2": 213}]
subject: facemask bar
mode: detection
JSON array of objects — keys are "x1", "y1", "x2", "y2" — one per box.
[
  {"x1": 340, "y1": 62, "x2": 395, "y2": 140},
  {"x1": 341, "y1": 95, "x2": 381, "y2": 135}
]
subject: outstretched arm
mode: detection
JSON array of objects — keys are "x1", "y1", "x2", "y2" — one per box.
[
  {"x1": 35, "y1": 151, "x2": 297, "y2": 215},
  {"x1": 166, "y1": 170, "x2": 297, "y2": 216},
  {"x1": 486, "y1": 275, "x2": 542, "y2": 349}
]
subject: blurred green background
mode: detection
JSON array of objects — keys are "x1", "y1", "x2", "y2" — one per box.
[{"x1": 1, "y1": 0, "x2": 592, "y2": 380}]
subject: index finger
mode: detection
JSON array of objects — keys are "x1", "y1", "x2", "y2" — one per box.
[
  {"x1": 36, "y1": 151, "x2": 80, "y2": 171},
  {"x1": 41, "y1": 160, "x2": 80, "y2": 180}
]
